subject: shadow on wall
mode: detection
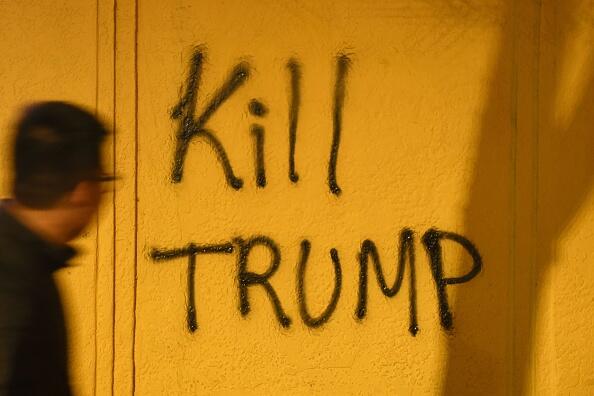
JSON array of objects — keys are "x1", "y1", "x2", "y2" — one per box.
[{"x1": 443, "y1": 0, "x2": 594, "y2": 394}]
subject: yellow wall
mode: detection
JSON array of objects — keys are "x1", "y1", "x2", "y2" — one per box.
[{"x1": 1, "y1": 1, "x2": 593, "y2": 395}]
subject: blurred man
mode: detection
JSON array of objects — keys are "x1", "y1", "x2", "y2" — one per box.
[{"x1": 0, "y1": 102, "x2": 110, "y2": 395}]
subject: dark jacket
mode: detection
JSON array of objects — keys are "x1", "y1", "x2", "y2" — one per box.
[{"x1": 0, "y1": 204, "x2": 74, "y2": 395}]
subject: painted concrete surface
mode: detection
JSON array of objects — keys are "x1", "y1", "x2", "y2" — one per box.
[{"x1": 1, "y1": 1, "x2": 593, "y2": 395}]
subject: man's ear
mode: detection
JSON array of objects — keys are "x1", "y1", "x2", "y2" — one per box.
[{"x1": 68, "y1": 181, "x2": 96, "y2": 206}]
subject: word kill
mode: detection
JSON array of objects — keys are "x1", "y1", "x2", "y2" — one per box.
[
  {"x1": 171, "y1": 47, "x2": 349, "y2": 195},
  {"x1": 150, "y1": 228, "x2": 482, "y2": 336}
]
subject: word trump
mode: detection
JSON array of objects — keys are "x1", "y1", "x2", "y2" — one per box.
[{"x1": 150, "y1": 228, "x2": 482, "y2": 336}]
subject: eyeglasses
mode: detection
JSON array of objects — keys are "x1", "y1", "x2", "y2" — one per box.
[{"x1": 94, "y1": 173, "x2": 119, "y2": 182}]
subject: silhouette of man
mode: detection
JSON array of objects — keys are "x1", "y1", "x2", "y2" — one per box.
[{"x1": 0, "y1": 102, "x2": 111, "y2": 395}]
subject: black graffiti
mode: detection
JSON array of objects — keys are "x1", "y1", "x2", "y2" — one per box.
[
  {"x1": 328, "y1": 54, "x2": 351, "y2": 196},
  {"x1": 286, "y1": 59, "x2": 301, "y2": 183},
  {"x1": 248, "y1": 100, "x2": 268, "y2": 187},
  {"x1": 235, "y1": 236, "x2": 292, "y2": 328},
  {"x1": 170, "y1": 50, "x2": 351, "y2": 194},
  {"x1": 150, "y1": 229, "x2": 481, "y2": 333},
  {"x1": 356, "y1": 228, "x2": 419, "y2": 336},
  {"x1": 150, "y1": 243, "x2": 234, "y2": 332},
  {"x1": 250, "y1": 124, "x2": 266, "y2": 187},
  {"x1": 296, "y1": 240, "x2": 342, "y2": 328},
  {"x1": 421, "y1": 229, "x2": 482, "y2": 330},
  {"x1": 170, "y1": 48, "x2": 249, "y2": 187},
  {"x1": 248, "y1": 98, "x2": 268, "y2": 117}
]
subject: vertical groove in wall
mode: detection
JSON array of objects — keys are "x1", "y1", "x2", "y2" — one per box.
[
  {"x1": 530, "y1": 1, "x2": 542, "y2": 394},
  {"x1": 509, "y1": 0, "x2": 520, "y2": 393},
  {"x1": 111, "y1": 0, "x2": 117, "y2": 394},
  {"x1": 94, "y1": 210, "x2": 99, "y2": 396},
  {"x1": 132, "y1": 0, "x2": 139, "y2": 393},
  {"x1": 93, "y1": 1, "x2": 100, "y2": 395}
]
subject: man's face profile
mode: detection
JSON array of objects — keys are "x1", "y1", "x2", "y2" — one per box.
[{"x1": 9, "y1": 101, "x2": 110, "y2": 244}]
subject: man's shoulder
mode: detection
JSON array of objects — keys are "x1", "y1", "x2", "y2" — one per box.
[
  {"x1": 0, "y1": 204, "x2": 36, "y2": 259},
  {"x1": 0, "y1": 224, "x2": 38, "y2": 283},
  {"x1": 0, "y1": 226, "x2": 36, "y2": 324},
  {"x1": 0, "y1": 233, "x2": 37, "y2": 340}
]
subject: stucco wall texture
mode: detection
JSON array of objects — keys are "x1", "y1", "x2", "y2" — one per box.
[{"x1": 1, "y1": 1, "x2": 593, "y2": 395}]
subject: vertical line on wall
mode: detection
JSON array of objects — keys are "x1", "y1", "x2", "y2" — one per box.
[
  {"x1": 530, "y1": 1, "x2": 542, "y2": 395},
  {"x1": 111, "y1": 0, "x2": 117, "y2": 395},
  {"x1": 509, "y1": 0, "x2": 519, "y2": 392},
  {"x1": 93, "y1": 2, "x2": 100, "y2": 395},
  {"x1": 94, "y1": 210, "x2": 99, "y2": 396},
  {"x1": 132, "y1": 0, "x2": 139, "y2": 393}
]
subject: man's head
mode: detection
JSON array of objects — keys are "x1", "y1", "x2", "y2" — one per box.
[{"x1": 12, "y1": 101, "x2": 109, "y2": 241}]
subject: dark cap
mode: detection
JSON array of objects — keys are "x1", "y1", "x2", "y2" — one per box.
[{"x1": 13, "y1": 101, "x2": 110, "y2": 208}]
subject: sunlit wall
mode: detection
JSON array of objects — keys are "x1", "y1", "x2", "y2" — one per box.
[{"x1": 1, "y1": 1, "x2": 593, "y2": 394}]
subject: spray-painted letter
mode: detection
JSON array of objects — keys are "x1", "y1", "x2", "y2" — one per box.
[
  {"x1": 421, "y1": 229, "x2": 482, "y2": 331},
  {"x1": 171, "y1": 48, "x2": 249, "y2": 187},
  {"x1": 328, "y1": 54, "x2": 351, "y2": 196},
  {"x1": 356, "y1": 229, "x2": 418, "y2": 335},
  {"x1": 296, "y1": 240, "x2": 342, "y2": 328},
  {"x1": 150, "y1": 243, "x2": 234, "y2": 332},
  {"x1": 235, "y1": 236, "x2": 292, "y2": 328}
]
